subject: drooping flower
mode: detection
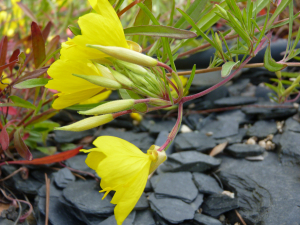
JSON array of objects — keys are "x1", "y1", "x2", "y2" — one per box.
[
  {"x1": 81, "y1": 136, "x2": 166, "y2": 225},
  {"x1": 0, "y1": 72, "x2": 11, "y2": 90},
  {"x1": 45, "y1": 58, "x2": 111, "y2": 109}
]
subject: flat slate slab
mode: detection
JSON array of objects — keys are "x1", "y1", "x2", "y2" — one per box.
[
  {"x1": 192, "y1": 173, "x2": 223, "y2": 195},
  {"x1": 159, "y1": 151, "x2": 221, "y2": 173},
  {"x1": 193, "y1": 213, "x2": 223, "y2": 225},
  {"x1": 247, "y1": 120, "x2": 277, "y2": 138},
  {"x1": 225, "y1": 144, "x2": 265, "y2": 158},
  {"x1": 151, "y1": 172, "x2": 198, "y2": 203},
  {"x1": 214, "y1": 96, "x2": 257, "y2": 106}
]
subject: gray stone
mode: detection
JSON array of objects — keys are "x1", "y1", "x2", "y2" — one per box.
[
  {"x1": 184, "y1": 114, "x2": 205, "y2": 130},
  {"x1": 53, "y1": 168, "x2": 75, "y2": 188},
  {"x1": 247, "y1": 120, "x2": 277, "y2": 138},
  {"x1": 284, "y1": 117, "x2": 300, "y2": 132},
  {"x1": 38, "y1": 180, "x2": 61, "y2": 198},
  {"x1": 214, "y1": 96, "x2": 257, "y2": 106},
  {"x1": 99, "y1": 211, "x2": 136, "y2": 225},
  {"x1": 134, "y1": 210, "x2": 155, "y2": 225},
  {"x1": 140, "y1": 119, "x2": 176, "y2": 134},
  {"x1": 192, "y1": 70, "x2": 223, "y2": 86},
  {"x1": 151, "y1": 172, "x2": 198, "y2": 203},
  {"x1": 160, "y1": 151, "x2": 221, "y2": 173},
  {"x1": 218, "y1": 152, "x2": 300, "y2": 224},
  {"x1": 228, "y1": 78, "x2": 250, "y2": 96},
  {"x1": 134, "y1": 193, "x2": 149, "y2": 210},
  {"x1": 2, "y1": 165, "x2": 43, "y2": 195},
  {"x1": 226, "y1": 144, "x2": 265, "y2": 158},
  {"x1": 98, "y1": 128, "x2": 155, "y2": 152},
  {"x1": 199, "y1": 120, "x2": 239, "y2": 139},
  {"x1": 192, "y1": 173, "x2": 223, "y2": 195},
  {"x1": 54, "y1": 129, "x2": 94, "y2": 143},
  {"x1": 214, "y1": 128, "x2": 247, "y2": 145},
  {"x1": 190, "y1": 194, "x2": 204, "y2": 211},
  {"x1": 174, "y1": 133, "x2": 216, "y2": 152},
  {"x1": 193, "y1": 213, "x2": 223, "y2": 225},
  {"x1": 63, "y1": 180, "x2": 114, "y2": 216},
  {"x1": 144, "y1": 180, "x2": 152, "y2": 192},
  {"x1": 155, "y1": 131, "x2": 174, "y2": 155},
  {"x1": 216, "y1": 110, "x2": 250, "y2": 125},
  {"x1": 255, "y1": 86, "x2": 275, "y2": 101},
  {"x1": 201, "y1": 193, "x2": 239, "y2": 218},
  {"x1": 65, "y1": 154, "x2": 95, "y2": 175},
  {"x1": 279, "y1": 131, "x2": 300, "y2": 161},
  {"x1": 149, "y1": 193, "x2": 195, "y2": 224}
]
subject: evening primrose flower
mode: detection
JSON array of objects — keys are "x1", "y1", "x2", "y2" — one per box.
[
  {"x1": 0, "y1": 73, "x2": 11, "y2": 90},
  {"x1": 45, "y1": 58, "x2": 111, "y2": 109},
  {"x1": 81, "y1": 136, "x2": 166, "y2": 225}
]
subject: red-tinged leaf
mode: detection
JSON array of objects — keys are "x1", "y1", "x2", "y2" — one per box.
[
  {"x1": 0, "y1": 107, "x2": 17, "y2": 115},
  {"x1": 23, "y1": 133, "x2": 30, "y2": 140},
  {"x1": 24, "y1": 109, "x2": 57, "y2": 126},
  {"x1": 42, "y1": 21, "x2": 53, "y2": 41},
  {"x1": 16, "y1": 66, "x2": 49, "y2": 83},
  {"x1": 0, "y1": 146, "x2": 82, "y2": 166},
  {"x1": 0, "y1": 59, "x2": 18, "y2": 71},
  {"x1": 46, "y1": 35, "x2": 60, "y2": 56},
  {"x1": 17, "y1": 2, "x2": 37, "y2": 22},
  {"x1": 14, "y1": 129, "x2": 32, "y2": 160},
  {"x1": 8, "y1": 49, "x2": 20, "y2": 73},
  {"x1": 31, "y1": 22, "x2": 46, "y2": 68},
  {"x1": 0, "y1": 36, "x2": 8, "y2": 76},
  {"x1": 0, "y1": 127, "x2": 9, "y2": 151}
]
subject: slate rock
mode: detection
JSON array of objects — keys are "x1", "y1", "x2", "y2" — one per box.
[
  {"x1": 53, "y1": 168, "x2": 75, "y2": 188},
  {"x1": 247, "y1": 120, "x2": 277, "y2": 138},
  {"x1": 38, "y1": 180, "x2": 61, "y2": 198},
  {"x1": 203, "y1": 86, "x2": 229, "y2": 102},
  {"x1": 134, "y1": 193, "x2": 149, "y2": 210},
  {"x1": 134, "y1": 210, "x2": 155, "y2": 225},
  {"x1": 201, "y1": 193, "x2": 239, "y2": 218},
  {"x1": 242, "y1": 102, "x2": 297, "y2": 119},
  {"x1": 192, "y1": 173, "x2": 223, "y2": 195},
  {"x1": 151, "y1": 172, "x2": 198, "y2": 203},
  {"x1": 149, "y1": 193, "x2": 195, "y2": 224},
  {"x1": 279, "y1": 131, "x2": 300, "y2": 161},
  {"x1": 38, "y1": 196, "x2": 81, "y2": 225},
  {"x1": 214, "y1": 128, "x2": 247, "y2": 145},
  {"x1": 199, "y1": 120, "x2": 239, "y2": 139},
  {"x1": 106, "y1": 118, "x2": 134, "y2": 130},
  {"x1": 144, "y1": 180, "x2": 152, "y2": 192},
  {"x1": 2, "y1": 165, "x2": 43, "y2": 195},
  {"x1": 98, "y1": 128, "x2": 155, "y2": 152},
  {"x1": 216, "y1": 109, "x2": 250, "y2": 125},
  {"x1": 174, "y1": 133, "x2": 216, "y2": 152},
  {"x1": 255, "y1": 86, "x2": 274, "y2": 101},
  {"x1": 284, "y1": 117, "x2": 300, "y2": 132},
  {"x1": 140, "y1": 119, "x2": 176, "y2": 134},
  {"x1": 228, "y1": 78, "x2": 250, "y2": 96},
  {"x1": 218, "y1": 152, "x2": 300, "y2": 225},
  {"x1": 190, "y1": 194, "x2": 204, "y2": 211},
  {"x1": 54, "y1": 129, "x2": 94, "y2": 143},
  {"x1": 184, "y1": 114, "x2": 205, "y2": 130},
  {"x1": 159, "y1": 151, "x2": 221, "y2": 173},
  {"x1": 226, "y1": 144, "x2": 265, "y2": 158},
  {"x1": 218, "y1": 172, "x2": 271, "y2": 225},
  {"x1": 191, "y1": 70, "x2": 224, "y2": 86},
  {"x1": 214, "y1": 96, "x2": 257, "y2": 106},
  {"x1": 155, "y1": 131, "x2": 174, "y2": 155},
  {"x1": 99, "y1": 211, "x2": 136, "y2": 225},
  {"x1": 193, "y1": 213, "x2": 223, "y2": 225},
  {"x1": 65, "y1": 154, "x2": 95, "y2": 175},
  {"x1": 31, "y1": 169, "x2": 54, "y2": 182},
  {"x1": 63, "y1": 180, "x2": 114, "y2": 216}
]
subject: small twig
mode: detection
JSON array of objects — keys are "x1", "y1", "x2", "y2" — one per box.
[
  {"x1": 45, "y1": 174, "x2": 50, "y2": 225},
  {"x1": 0, "y1": 167, "x2": 28, "y2": 182},
  {"x1": 235, "y1": 209, "x2": 247, "y2": 225},
  {"x1": 50, "y1": 167, "x2": 86, "y2": 180},
  {"x1": 59, "y1": 162, "x2": 100, "y2": 182}
]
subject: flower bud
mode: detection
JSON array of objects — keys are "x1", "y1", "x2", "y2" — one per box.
[
  {"x1": 109, "y1": 69, "x2": 134, "y2": 88},
  {"x1": 115, "y1": 59, "x2": 148, "y2": 76},
  {"x1": 94, "y1": 63, "x2": 116, "y2": 80},
  {"x1": 215, "y1": 4, "x2": 229, "y2": 20},
  {"x1": 79, "y1": 99, "x2": 135, "y2": 115},
  {"x1": 54, "y1": 114, "x2": 113, "y2": 132},
  {"x1": 149, "y1": 99, "x2": 170, "y2": 106},
  {"x1": 148, "y1": 145, "x2": 167, "y2": 174},
  {"x1": 72, "y1": 74, "x2": 122, "y2": 89},
  {"x1": 86, "y1": 45, "x2": 158, "y2": 67}
]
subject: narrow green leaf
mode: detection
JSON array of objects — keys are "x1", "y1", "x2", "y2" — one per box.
[
  {"x1": 267, "y1": 0, "x2": 292, "y2": 28},
  {"x1": 264, "y1": 82, "x2": 279, "y2": 93},
  {"x1": 3, "y1": 96, "x2": 36, "y2": 109},
  {"x1": 221, "y1": 61, "x2": 240, "y2": 77},
  {"x1": 264, "y1": 44, "x2": 287, "y2": 72},
  {"x1": 68, "y1": 25, "x2": 81, "y2": 36},
  {"x1": 31, "y1": 22, "x2": 46, "y2": 68},
  {"x1": 66, "y1": 102, "x2": 105, "y2": 111},
  {"x1": 183, "y1": 64, "x2": 196, "y2": 96},
  {"x1": 14, "y1": 78, "x2": 49, "y2": 89},
  {"x1": 134, "y1": 0, "x2": 152, "y2": 26},
  {"x1": 284, "y1": 0, "x2": 294, "y2": 59},
  {"x1": 36, "y1": 146, "x2": 56, "y2": 155},
  {"x1": 124, "y1": 25, "x2": 197, "y2": 39}
]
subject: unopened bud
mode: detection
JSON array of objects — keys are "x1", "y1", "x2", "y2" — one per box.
[
  {"x1": 148, "y1": 145, "x2": 167, "y2": 174},
  {"x1": 79, "y1": 99, "x2": 135, "y2": 115},
  {"x1": 109, "y1": 69, "x2": 134, "y2": 88},
  {"x1": 115, "y1": 59, "x2": 148, "y2": 76},
  {"x1": 54, "y1": 114, "x2": 113, "y2": 132},
  {"x1": 86, "y1": 45, "x2": 158, "y2": 67},
  {"x1": 72, "y1": 74, "x2": 122, "y2": 89},
  {"x1": 94, "y1": 63, "x2": 116, "y2": 80},
  {"x1": 215, "y1": 4, "x2": 229, "y2": 20}
]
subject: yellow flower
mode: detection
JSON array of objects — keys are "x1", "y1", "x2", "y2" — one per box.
[
  {"x1": 45, "y1": 58, "x2": 111, "y2": 109},
  {"x1": 0, "y1": 72, "x2": 11, "y2": 90},
  {"x1": 60, "y1": 0, "x2": 138, "y2": 62},
  {"x1": 82, "y1": 136, "x2": 166, "y2": 225}
]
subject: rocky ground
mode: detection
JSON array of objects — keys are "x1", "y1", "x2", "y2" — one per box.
[{"x1": 1, "y1": 67, "x2": 300, "y2": 225}]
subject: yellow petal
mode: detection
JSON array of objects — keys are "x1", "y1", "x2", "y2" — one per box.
[
  {"x1": 88, "y1": 0, "x2": 120, "y2": 24},
  {"x1": 79, "y1": 90, "x2": 111, "y2": 105},
  {"x1": 85, "y1": 149, "x2": 106, "y2": 170}
]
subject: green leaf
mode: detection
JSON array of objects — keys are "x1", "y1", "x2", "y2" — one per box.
[
  {"x1": 36, "y1": 146, "x2": 56, "y2": 155},
  {"x1": 221, "y1": 61, "x2": 240, "y2": 77},
  {"x1": 134, "y1": 0, "x2": 152, "y2": 26},
  {"x1": 183, "y1": 64, "x2": 196, "y2": 96},
  {"x1": 0, "y1": 96, "x2": 36, "y2": 109},
  {"x1": 31, "y1": 22, "x2": 46, "y2": 68},
  {"x1": 68, "y1": 25, "x2": 81, "y2": 36},
  {"x1": 267, "y1": 0, "x2": 292, "y2": 28},
  {"x1": 264, "y1": 82, "x2": 279, "y2": 94},
  {"x1": 284, "y1": 0, "x2": 294, "y2": 59},
  {"x1": 264, "y1": 44, "x2": 287, "y2": 72},
  {"x1": 119, "y1": 89, "x2": 147, "y2": 113},
  {"x1": 124, "y1": 25, "x2": 197, "y2": 39},
  {"x1": 14, "y1": 78, "x2": 49, "y2": 89}
]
